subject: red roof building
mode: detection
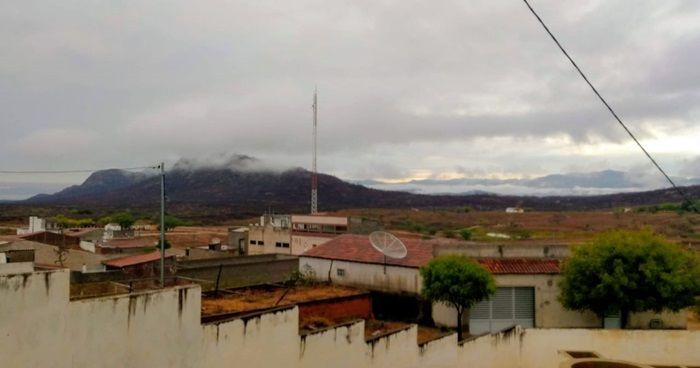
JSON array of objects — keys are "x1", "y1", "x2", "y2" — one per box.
[{"x1": 301, "y1": 234, "x2": 434, "y2": 268}]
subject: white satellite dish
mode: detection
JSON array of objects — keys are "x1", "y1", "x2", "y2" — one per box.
[{"x1": 369, "y1": 231, "x2": 407, "y2": 259}]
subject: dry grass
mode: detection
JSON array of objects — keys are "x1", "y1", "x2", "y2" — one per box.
[
  {"x1": 417, "y1": 326, "x2": 452, "y2": 344},
  {"x1": 335, "y1": 209, "x2": 700, "y2": 245},
  {"x1": 201, "y1": 285, "x2": 365, "y2": 316}
]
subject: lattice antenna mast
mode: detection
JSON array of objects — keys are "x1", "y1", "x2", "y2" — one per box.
[{"x1": 311, "y1": 87, "x2": 318, "y2": 214}]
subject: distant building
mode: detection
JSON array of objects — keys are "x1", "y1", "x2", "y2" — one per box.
[
  {"x1": 506, "y1": 207, "x2": 525, "y2": 213},
  {"x1": 16, "y1": 216, "x2": 46, "y2": 235},
  {"x1": 227, "y1": 226, "x2": 248, "y2": 255},
  {"x1": 247, "y1": 214, "x2": 292, "y2": 255},
  {"x1": 291, "y1": 214, "x2": 348, "y2": 255},
  {"x1": 299, "y1": 234, "x2": 686, "y2": 333},
  {"x1": 102, "y1": 250, "x2": 176, "y2": 278}
]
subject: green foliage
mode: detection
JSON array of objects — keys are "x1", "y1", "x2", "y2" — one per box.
[
  {"x1": 443, "y1": 229, "x2": 456, "y2": 238},
  {"x1": 285, "y1": 265, "x2": 318, "y2": 287},
  {"x1": 110, "y1": 212, "x2": 135, "y2": 229},
  {"x1": 420, "y1": 255, "x2": 495, "y2": 340},
  {"x1": 52, "y1": 214, "x2": 94, "y2": 228},
  {"x1": 156, "y1": 215, "x2": 185, "y2": 231},
  {"x1": 459, "y1": 228, "x2": 472, "y2": 240},
  {"x1": 559, "y1": 229, "x2": 700, "y2": 328}
]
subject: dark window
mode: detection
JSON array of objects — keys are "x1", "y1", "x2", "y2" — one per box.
[
  {"x1": 249, "y1": 240, "x2": 256, "y2": 245},
  {"x1": 337, "y1": 268, "x2": 345, "y2": 276},
  {"x1": 258, "y1": 241, "x2": 264, "y2": 246},
  {"x1": 275, "y1": 242, "x2": 282, "y2": 248},
  {"x1": 282, "y1": 243, "x2": 290, "y2": 248}
]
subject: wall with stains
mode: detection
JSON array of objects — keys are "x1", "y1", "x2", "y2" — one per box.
[
  {"x1": 459, "y1": 326, "x2": 700, "y2": 368},
  {"x1": 0, "y1": 269, "x2": 71, "y2": 368},
  {"x1": 2, "y1": 268, "x2": 699, "y2": 368},
  {"x1": 300, "y1": 257, "x2": 422, "y2": 294}
]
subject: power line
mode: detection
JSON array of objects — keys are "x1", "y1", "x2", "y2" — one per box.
[
  {"x1": 0, "y1": 166, "x2": 158, "y2": 174},
  {"x1": 520, "y1": 0, "x2": 698, "y2": 212}
]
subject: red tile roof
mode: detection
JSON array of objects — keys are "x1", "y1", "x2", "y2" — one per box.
[
  {"x1": 102, "y1": 251, "x2": 175, "y2": 268},
  {"x1": 477, "y1": 258, "x2": 561, "y2": 274},
  {"x1": 301, "y1": 234, "x2": 434, "y2": 268}
]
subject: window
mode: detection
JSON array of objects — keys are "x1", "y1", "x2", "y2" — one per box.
[
  {"x1": 469, "y1": 287, "x2": 534, "y2": 334},
  {"x1": 283, "y1": 243, "x2": 289, "y2": 248},
  {"x1": 258, "y1": 240, "x2": 264, "y2": 246},
  {"x1": 250, "y1": 240, "x2": 256, "y2": 245},
  {"x1": 336, "y1": 268, "x2": 345, "y2": 277},
  {"x1": 275, "y1": 242, "x2": 282, "y2": 248}
]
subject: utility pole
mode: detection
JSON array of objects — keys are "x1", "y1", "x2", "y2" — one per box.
[
  {"x1": 159, "y1": 162, "x2": 165, "y2": 288},
  {"x1": 311, "y1": 87, "x2": 318, "y2": 214}
]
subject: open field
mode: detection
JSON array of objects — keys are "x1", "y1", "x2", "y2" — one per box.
[{"x1": 334, "y1": 208, "x2": 700, "y2": 245}]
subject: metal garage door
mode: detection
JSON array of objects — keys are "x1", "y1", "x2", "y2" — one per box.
[{"x1": 468, "y1": 287, "x2": 534, "y2": 335}]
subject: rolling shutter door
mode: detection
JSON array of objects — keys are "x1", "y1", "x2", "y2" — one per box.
[{"x1": 468, "y1": 287, "x2": 535, "y2": 335}]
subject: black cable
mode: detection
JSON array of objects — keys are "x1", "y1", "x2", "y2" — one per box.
[
  {"x1": 520, "y1": 0, "x2": 698, "y2": 212},
  {"x1": 0, "y1": 166, "x2": 158, "y2": 174}
]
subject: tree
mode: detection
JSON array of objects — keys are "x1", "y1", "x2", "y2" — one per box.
[
  {"x1": 559, "y1": 229, "x2": 700, "y2": 328},
  {"x1": 420, "y1": 255, "x2": 496, "y2": 340},
  {"x1": 156, "y1": 215, "x2": 184, "y2": 231},
  {"x1": 459, "y1": 229, "x2": 472, "y2": 240},
  {"x1": 110, "y1": 212, "x2": 135, "y2": 229}
]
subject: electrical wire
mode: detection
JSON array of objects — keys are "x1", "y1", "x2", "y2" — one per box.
[
  {"x1": 0, "y1": 166, "x2": 158, "y2": 174},
  {"x1": 520, "y1": 0, "x2": 698, "y2": 212}
]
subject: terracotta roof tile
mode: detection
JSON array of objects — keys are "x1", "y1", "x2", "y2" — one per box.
[
  {"x1": 301, "y1": 234, "x2": 434, "y2": 268},
  {"x1": 102, "y1": 251, "x2": 175, "y2": 268},
  {"x1": 477, "y1": 258, "x2": 561, "y2": 274}
]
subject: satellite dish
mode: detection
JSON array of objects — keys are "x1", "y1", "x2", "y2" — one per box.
[{"x1": 369, "y1": 231, "x2": 407, "y2": 259}]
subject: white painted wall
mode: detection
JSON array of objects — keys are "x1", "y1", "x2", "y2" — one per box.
[
  {"x1": 300, "y1": 257, "x2": 422, "y2": 294},
  {"x1": 1, "y1": 268, "x2": 698, "y2": 368},
  {"x1": 459, "y1": 326, "x2": 700, "y2": 368}
]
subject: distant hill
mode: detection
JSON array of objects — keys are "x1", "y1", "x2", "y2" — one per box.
[{"x1": 18, "y1": 164, "x2": 700, "y2": 220}]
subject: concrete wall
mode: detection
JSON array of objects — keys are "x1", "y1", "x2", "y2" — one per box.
[
  {"x1": 291, "y1": 235, "x2": 333, "y2": 255},
  {"x1": 1, "y1": 268, "x2": 698, "y2": 368},
  {"x1": 300, "y1": 257, "x2": 422, "y2": 294},
  {"x1": 248, "y1": 223, "x2": 291, "y2": 255},
  {"x1": 436, "y1": 242, "x2": 570, "y2": 259},
  {"x1": 177, "y1": 254, "x2": 298, "y2": 290},
  {"x1": 459, "y1": 326, "x2": 700, "y2": 368}
]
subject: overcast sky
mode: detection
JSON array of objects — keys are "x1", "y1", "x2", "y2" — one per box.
[{"x1": 1, "y1": 0, "x2": 700, "y2": 198}]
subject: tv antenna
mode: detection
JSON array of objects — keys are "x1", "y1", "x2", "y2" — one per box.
[{"x1": 369, "y1": 231, "x2": 407, "y2": 274}]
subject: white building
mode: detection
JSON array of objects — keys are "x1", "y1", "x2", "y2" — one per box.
[
  {"x1": 299, "y1": 234, "x2": 686, "y2": 333},
  {"x1": 16, "y1": 216, "x2": 46, "y2": 235}
]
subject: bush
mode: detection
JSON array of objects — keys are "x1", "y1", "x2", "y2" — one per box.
[{"x1": 459, "y1": 229, "x2": 472, "y2": 240}]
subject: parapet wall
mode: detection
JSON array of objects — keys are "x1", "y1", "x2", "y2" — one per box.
[{"x1": 1, "y1": 268, "x2": 698, "y2": 368}]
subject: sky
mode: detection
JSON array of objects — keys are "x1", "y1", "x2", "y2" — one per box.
[{"x1": 1, "y1": 0, "x2": 700, "y2": 199}]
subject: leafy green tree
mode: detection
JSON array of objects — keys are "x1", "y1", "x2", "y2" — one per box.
[
  {"x1": 156, "y1": 215, "x2": 184, "y2": 231},
  {"x1": 110, "y1": 212, "x2": 135, "y2": 229},
  {"x1": 560, "y1": 229, "x2": 700, "y2": 328},
  {"x1": 420, "y1": 255, "x2": 495, "y2": 340},
  {"x1": 459, "y1": 228, "x2": 472, "y2": 241}
]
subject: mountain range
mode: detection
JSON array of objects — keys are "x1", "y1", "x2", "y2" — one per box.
[{"x1": 11, "y1": 162, "x2": 700, "y2": 220}]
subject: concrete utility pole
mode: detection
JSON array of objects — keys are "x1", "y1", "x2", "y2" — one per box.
[
  {"x1": 311, "y1": 87, "x2": 318, "y2": 214},
  {"x1": 159, "y1": 162, "x2": 165, "y2": 288}
]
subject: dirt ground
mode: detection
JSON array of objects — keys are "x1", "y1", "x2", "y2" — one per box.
[
  {"x1": 201, "y1": 285, "x2": 365, "y2": 316},
  {"x1": 336, "y1": 209, "x2": 700, "y2": 245},
  {"x1": 688, "y1": 311, "x2": 700, "y2": 330}
]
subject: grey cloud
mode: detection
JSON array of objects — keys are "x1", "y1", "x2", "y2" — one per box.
[{"x1": 1, "y1": 0, "x2": 700, "y2": 192}]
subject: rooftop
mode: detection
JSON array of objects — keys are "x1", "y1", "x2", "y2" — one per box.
[
  {"x1": 301, "y1": 234, "x2": 434, "y2": 268},
  {"x1": 201, "y1": 284, "x2": 366, "y2": 317},
  {"x1": 99, "y1": 237, "x2": 157, "y2": 249},
  {"x1": 102, "y1": 250, "x2": 175, "y2": 268},
  {"x1": 477, "y1": 258, "x2": 561, "y2": 274}
]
